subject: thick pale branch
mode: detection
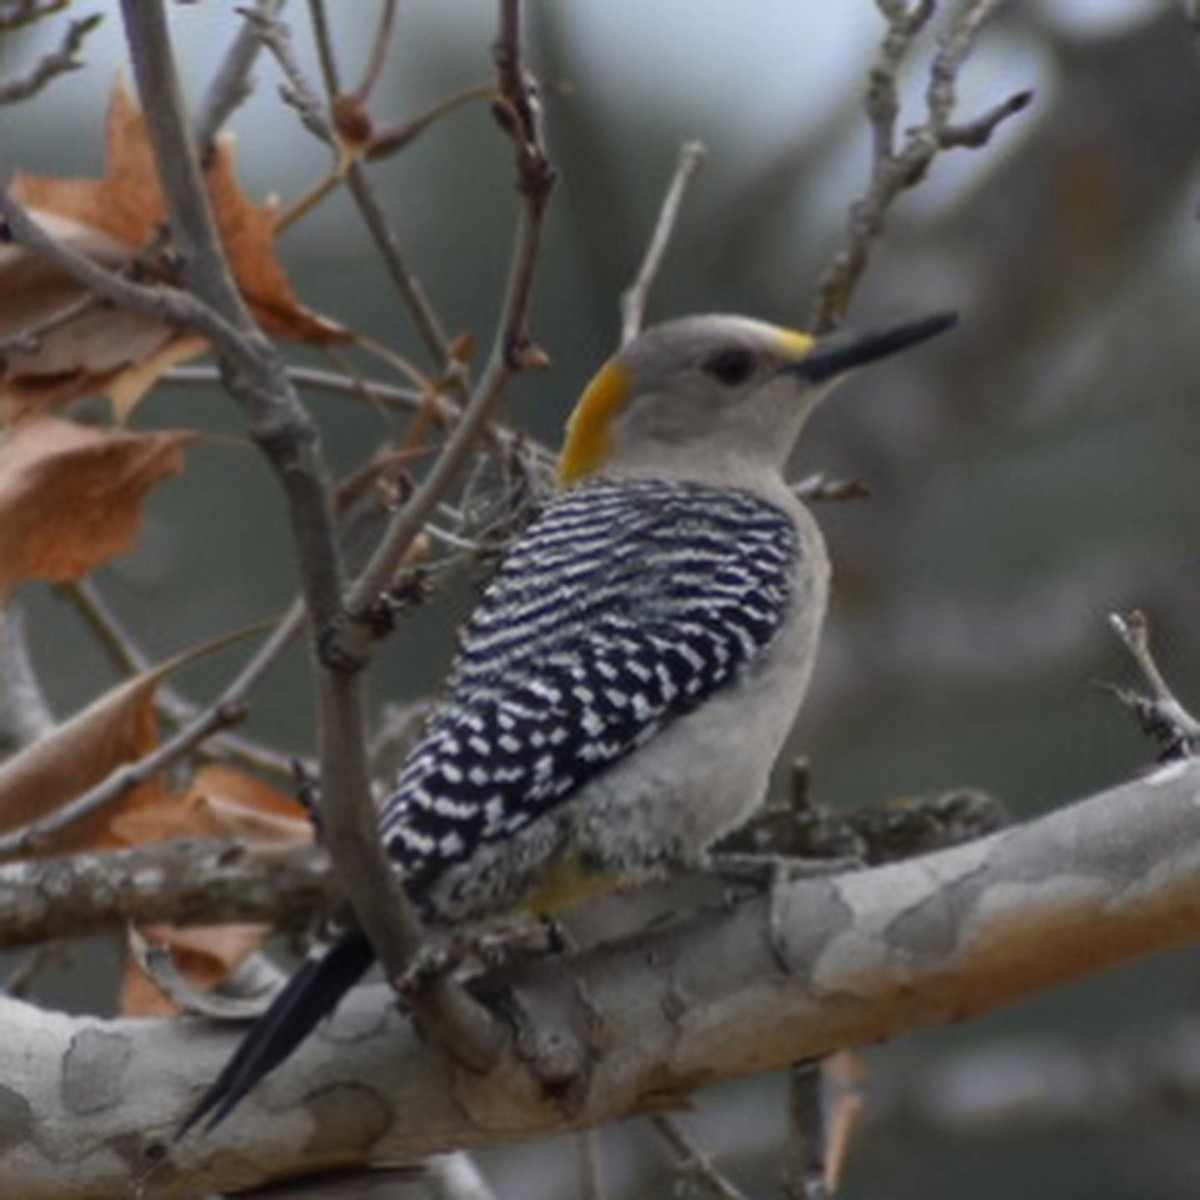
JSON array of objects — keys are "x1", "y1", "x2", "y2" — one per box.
[{"x1": 3, "y1": 761, "x2": 1200, "y2": 1198}]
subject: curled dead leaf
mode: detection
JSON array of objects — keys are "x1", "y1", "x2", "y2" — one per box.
[
  {"x1": 0, "y1": 416, "x2": 194, "y2": 597},
  {"x1": 112, "y1": 763, "x2": 311, "y2": 1016},
  {"x1": 0, "y1": 212, "x2": 207, "y2": 423},
  {"x1": 0, "y1": 667, "x2": 165, "y2": 859},
  {"x1": 3, "y1": 80, "x2": 349, "y2": 420},
  {"x1": 123, "y1": 922, "x2": 272, "y2": 1018},
  {"x1": 109, "y1": 762, "x2": 311, "y2": 850}
]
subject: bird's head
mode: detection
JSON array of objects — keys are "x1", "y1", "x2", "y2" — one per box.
[{"x1": 557, "y1": 312, "x2": 957, "y2": 487}]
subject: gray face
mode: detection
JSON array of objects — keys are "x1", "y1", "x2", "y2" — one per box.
[{"x1": 605, "y1": 314, "x2": 827, "y2": 480}]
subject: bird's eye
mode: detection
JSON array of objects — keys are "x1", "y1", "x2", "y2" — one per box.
[{"x1": 703, "y1": 348, "x2": 756, "y2": 386}]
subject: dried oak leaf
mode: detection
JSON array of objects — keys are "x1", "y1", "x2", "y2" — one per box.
[
  {"x1": 0, "y1": 666, "x2": 166, "y2": 859},
  {"x1": 109, "y1": 762, "x2": 312, "y2": 849},
  {"x1": 4, "y1": 79, "x2": 349, "y2": 419},
  {"x1": 0, "y1": 212, "x2": 207, "y2": 423},
  {"x1": 112, "y1": 763, "x2": 312, "y2": 1017},
  {"x1": 0, "y1": 416, "x2": 194, "y2": 597},
  {"x1": 122, "y1": 922, "x2": 271, "y2": 1019}
]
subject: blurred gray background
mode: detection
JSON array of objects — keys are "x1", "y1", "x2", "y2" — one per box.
[{"x1": 4, "y1": 0, "x2": 1200, "y2": 1196}]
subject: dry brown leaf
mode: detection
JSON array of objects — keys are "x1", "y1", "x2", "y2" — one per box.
[
  {"x1": 109, "y1": 762, "x2": 311, "y2": 849},
  {"x1": 0, "y1": 416, "x2": 193, "y2": 597},
  {"x1": 0, "y1": 606, "x2": 268, "y2": 858},
  {"x1": 0, "y1": 212, "x2": 208, "y2": 423},
  {"x1": 113, "y1": 764, "x2": 311, "y2": 1016},
  {"x1": 3, "y1": 80, "x2": 349, "y2": 419},
  {"x1": 122, "y1": 922, "x2": 270, "y2": 1018},
  {"x1": 0, "y1": 667, "x2": 165, "y2": 858}
]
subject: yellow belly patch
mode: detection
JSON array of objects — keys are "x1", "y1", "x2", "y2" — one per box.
[{"x1": 521, "y1": 848, "x2": 626, "y2": 917}]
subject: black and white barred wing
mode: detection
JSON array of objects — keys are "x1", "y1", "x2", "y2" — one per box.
[{"x1": 379, "y1": 479, "x2": 798, "y2": 880}]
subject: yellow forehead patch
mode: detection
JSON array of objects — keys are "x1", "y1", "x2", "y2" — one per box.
[
  {"x1": 557, "y1": 357, "x2": 631, "y2": 486},
  {"x1": 777, "y1": 328, "x2": 816, "y2": 360}
]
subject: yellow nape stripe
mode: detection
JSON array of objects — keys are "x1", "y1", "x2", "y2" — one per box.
[
  {"x1": 777, "y1": 328, "x2": 816, "y2": 361},
  {"x1": 557, "y1": 358, "x2": 632, "y2": 486}
]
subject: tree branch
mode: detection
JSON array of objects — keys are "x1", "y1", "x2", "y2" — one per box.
[
  {"x1": 619, "y1": 140, "x2": 707, "y2": 347},
  {"x1": 0, "y1": 839, "x2": 332, "y2": 948},
  {"x1": 5, "y1": 760, "x2": 1200, "y2": 1197},
  {"x1": 193, "y1": 0, "x2": 286, "y2": 159},
  {"x1": 0, "y1": 11, "x2": 103, "y2": 106},
  {"x1": 339, "y1": 0, "x2": 556, "y2": 634},
  {"x1": 808, "y1": 0, "x2": 1031, "y2": 332}
]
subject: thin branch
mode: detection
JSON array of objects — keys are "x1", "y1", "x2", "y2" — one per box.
[
  {"x1": 780, "y1": 1061, "x2": 828, "y2": 1200},
  {"x1": 3, "y1": 939, "x2": 70, "y2": 998},
  {"x1": 239, "y1": 4, "x2": 337, "y2": 148},
  {"x1": 163, "y1": 362, "x2": 556, "y2": 472},
  {"x1": 278, "y1": 1, "x2": 462, "y2": 380},
  {"x1": 0, "y1": 1, "x2": 69, "y2": 32},
  {"x1": 0, "y1": 193, "x2": 251, "y2": 366},
  {"x1": 367, "y1": 83, "x2": 495, "y2": 161},
  {"x1": 808, "y1": 0, "x2": 1032, "y2": 332},
  {"x1": 0, "y1": 11, "x2": 103, "y2": 106},
  {"x1": 577, "y1": 1130, "x2": 607, "y2": 1200},
  {"x1": 0, "y1": 603, "x2": 305, "y2": 858},
  {"x1": 1100, "y1": 609, "x2": 1200, "y2": 760},
  {"x1": 341, "y1": 161, "x2": 460, "y2": 372},
  {"x1": 193, "y1": 0, "x2": 286, "y2": 159},
  {"x1": 305, "y1": 0, "x2": 342, "y2": 94},
  {"x1": 57, "y1": 579, "x2": 304, "y2": 782},
  {"x1": 0, "y1": 606, "x2": 56, "y2": 750},
  {"x1": 649, "y1": 1116, "x2": 749, "y2": 1200},
  {"x1": 339, "y1": 0, "x2": 556, "y2": 639},
  {"x1": 0, "y1": 839, "x2": 333, "y2": 948},
  {"x1": 353, "y1": 0, "x2": 397, "y2": 102},
  {"x1": 619, "y1": 140, "x2": 707, "y2": 347}
]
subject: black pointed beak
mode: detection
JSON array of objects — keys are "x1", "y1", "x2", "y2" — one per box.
[{"x1": 788, "y1": 312, "x2": 958, "y2": 383}]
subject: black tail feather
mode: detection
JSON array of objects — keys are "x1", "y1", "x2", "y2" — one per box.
[{"x1": 178, "y1": 930, "x2": 376, "y2": 1138}]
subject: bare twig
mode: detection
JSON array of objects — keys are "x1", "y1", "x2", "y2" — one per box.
[
  {"x1": 193, "y1": 0, "x2": 286, "y2": 158},
  {"x1": 292, "y1": 1, "x2": 462, "y2": 376},
  {"x1": 0, "y1": 607, "x2": 56, "y2": 750},
  {"x1": 1101, "y1": 609, "x2": 1200, "y2": 760},
  {"x1": 353, "y1": 0, "x2": 397, "y2": 102},
  {"x1": 649, "y1": 1116, "x2": 748, "y2": 1200},
  {"x1": 809, "y1": 0, "x2": 1031, "y2": 332},
  {"x1": 164, "y1": 363, "x2": 556, "y2": 473},
  {"x1": 57, "y1": 579, "x2": 304, "y2": 782},
  {"x1": 341, "y1": 162, "x2": 461, "y2": 372},
  {"x1": 367, "y1": 83, "x2": 495, "y2": 161},
  {"x1": 0, "y1": 11, "x2": 103, "y2": 106},
  {"x1": 338, "y1": 0, "x2": 556, "y2": 640},
  {"x1": 619, "y1": 140, "x2": 707, "y2": 347},
  {"x1": 0, "y1": 193, "x2": 250, "y2": 365},
  {"x1": 0, "y1": 838, "x2": 333, "y2": 948},
  {"x1": 3, "y1": 939, "x2": 70, "y2": 998},
  {"x1": 0, "y1": 1, "x2": 67, "y2": 31},
  {"x1": 0, "y1": 288, "x2": 102, "y2": 359},
  {"x1": 781, "y1": 1061, "x2": 828, "y2": 1200},
  {"x1": 577, "y1": 1129, "x2": 607, "y2": 1200},
  {"x1": 239, "y1": 4, "x2": 336, "y2": 147}
]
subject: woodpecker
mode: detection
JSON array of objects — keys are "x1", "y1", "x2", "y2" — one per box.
[{"x1": 182, "y1": 310, "x2": 955, "y2": 1134}]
